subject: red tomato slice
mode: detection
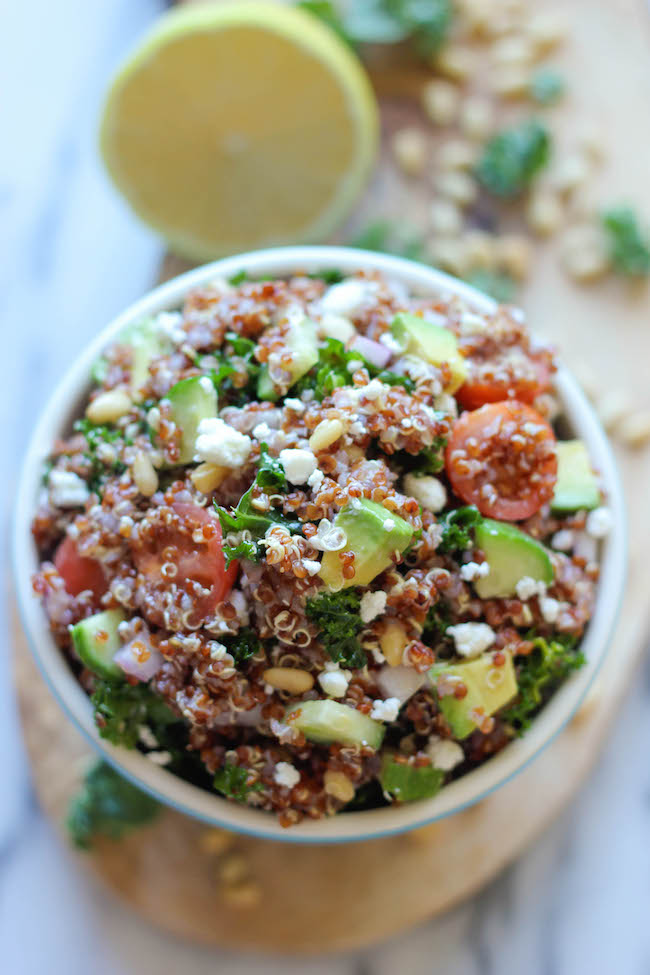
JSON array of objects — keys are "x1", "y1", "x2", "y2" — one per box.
[
  {"x1": 54, "y1": 536, "x2": 108, "y2": 599},
  {"x1": 131, "y1": 501, "x2": 237, "y2": 612},
  {"x1": 445, "y1": 401, "x2": 558, "y2": 520},
  {"x1": 457, "y1": 355, "x2": 551, "y2": 411}
]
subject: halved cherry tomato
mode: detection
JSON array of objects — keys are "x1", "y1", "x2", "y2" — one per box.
[
  {"x1": 54, "y1": 536, "x2": 108, "y2": 599},
  {"x1": 457, "y1": 354, "x2": 551, "y2": 411},
  {"x1": 445, "y1": 401, "x2": 557, "y2": 520},
  {"x1": 131, "y1": 501, "x2": 237, "y2": 612}
]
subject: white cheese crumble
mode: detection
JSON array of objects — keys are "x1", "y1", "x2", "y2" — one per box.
[
  {"x1": 403, "y1": 473, "x2": 447, "y2": 513},
  {"x1": 539, "y1": 596, "x2": 560, "y2": 623},
  {"x1": 359, "y1": 590, "x2": 387, "y2": 623},
  {"x1": 194, "y1": 418, "x2": 252, "y2": 467},
  {"x1": 303, "y1": 559, "x2": 321, "y2": 577},
  {"x1": 515, "y1": 576, "x2": 547, "y2": 601},
  {"x1": 460, "y1": 561, "x2": 490, "y2": 582},
  {"x1": 586, "y1": 506, "x2": 612, "y2": 539},
  {"x1": 318, "y1": 669, "x2": 349, "y2": 698},
  {"x1": 383, "y1": 518, "x2": 395, "y2": 532},
  {"x1": 447, "y1": 622, "x2": 495, "y2": 658},
  {"x1": 307, "y1": 468, "x2": 325, "y2": 492},
  {"x1": 284, "y1": 397, "x2": 305, "y2": 414},
  {"x1": 379, "y1": 332, "x2": 404, "y2": 354},
  {"x1": 551, "y1": 529, "x2": 574, "y2": 551},
  {"x1": 426, "y1": 735, "x2": 465, "y2": 771},
  {"x1": 318, "y1": 312, "x2": 356, "y2": 343},
  {"x1": 49, "y1": 470, "x2": 90, "y2": 508},
  {"x1": 460, "y1": 311, "x2": 489, "y2": 334},
  {"x1": 252, "y1": 421, "x2": 273, "y2": 441},
  {"x1": 279, "y1": 447, "x2": 317, "y2": 485},
  {"x1": 320, "y1": 279, "x2": 377, "y2": 315},
  {"x1": 274, "y1": 762, "x2": 301, "y2": 789},
  {"x1": 370, "y1": 697, "x2": 401, "y2": 722},
  {"x1": 198, "y1": 375, "x2": 214, "y2": 394}
]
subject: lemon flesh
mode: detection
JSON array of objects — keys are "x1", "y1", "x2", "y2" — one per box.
[{"x1": 100, "y1": 2, "x2": 378, "y2": 260}]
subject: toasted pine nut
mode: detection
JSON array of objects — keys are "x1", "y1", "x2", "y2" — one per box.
[
  {"x1": 462, "y1": 229, "x2": 497, "y2": 270},
  {"x1": 392, "y1": 127, "x2": 428, "y2": 177},
  {"x1": 494, "y1": 234, "x2": 532, "y2": 280},
  {"x1": 437, "y1": 139, "x2": 476, "y2": 171},
  {"x1": 324, "y1": 770, "x2": 356, "y2": 803},
  {"x1": 434, "y1": 44, "x2": 478, "y2": 82},
  {"x1": 490, "y1": 65, "x2": 530, "y2": 98},
  {"x1": 428, "y1": 237, "x2": 470, "y2": 278},
  {"x1": 551, "y1": 154, "x2": 590, "y2": 196},
  {"x1": 132, "y1": 450, "x2": 159, "y2": 497},
  {"x1": 430, "y1": 199, "x2": 463, "y2": 236},
  {"x1": 379, "y1": 621, "x2": 410, "y2": 667},
  {"x1": 436, "y1": 169, "x2": 477, "y2": 208},
  {"x1": 421, "y1": 79, "x2": 460, "y2": 126},
  {"x1": 221, "y1": 880, "x2": 262, "y2": 909},
  {"x1": 526, "y1": 11, "x2": 568, "y2": 54},
  {"x1": 561, "y1": 224, "x2": 610, "y2": 281},
  {"x1": 263, "y1": 667, "x2": 314, "y2": 694},
  {"x1": 86, "y1": 388, "x2": 132, "y2": 424},
  {"x1": 617, "y1": 410, "x2": 650, "y2": 447},
  {"x1": 218, "y1": 853, "x2": 249, "y2": 885},
  {"x1": 458, "y1": 96, "x2": 493, "y2": 142},
  {"x1": 490, "y1": 34, "x2": 534, "y2": 69},
  {"x1": 199, "y1": 828, "x2": 235, "y2": 856},
  {"x1": 596, "y1": 390, "x2": 633, "y2": 432},
  {"x1": 309, "y1": 418, "x2": 344, "y2": 452},
  {"x1": 191, "y1": 462, "x2": 229, "y2": 494},
  {"x1": 526, "y1": 188, "x2": 563, "y2": 237}
]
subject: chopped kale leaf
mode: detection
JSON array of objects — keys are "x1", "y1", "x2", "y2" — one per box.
[
  {"x1": 66, "y1": 760, "x2": 159, "y2": 850},
  {"x1": 214, "y1": 762, "x2": 263, "y2": 802},
  {"x1": 601, "y1": 207, "x2": 650, "y2": 276},
  {"x1": 476, "y1": 120, "x2": 551, "y2": 198},
  {"x1": 73, "y1": 418, "x2": 125, "y2": 495},
  {"x1": 306, "y1": 589, "x2": 367, "y2": 669},
  {"x1": 222, "y1": 627, "x2": 264, "y2": 666},
  {"x1": 502, "y1": 635, "x2": 585, "y2": 733},
  {"x1": 437, "y1": 505, "x2": 482, "y2": 554},
  {"x1": 91, "y1": 679, "x2": 179, "y2": 750}
]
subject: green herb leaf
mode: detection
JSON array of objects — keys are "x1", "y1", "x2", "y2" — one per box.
[
  {"x1": 255, "y1": 443, "x2": 287, "y2": 492},
  {"x1": 214, "y1": 762, "x2": 263, "y2": 802},
  {"x1": 308, "y1": 268, "x2": 346, "y2": 284},
  {"x1": 502, "y1": 635, "x2": 585, "y2": 733},
  {"x1": 350, "y1": 220, "x2": 428, "y2": 263},
  {"x1": 222, "y1": 628, "x2": 264, "y2": 667},
  {"x1": 306, "y1": 589, "x2": 367, "y2": 668},
  {"x1": 601, "y1": 207, "x2": 650, "y2": 276},
  {"x1": 91, "y1": 679, "x2": 178, "y2": 750},
  {"x1": 294, "y1": 337, "x2": 414, "y2": 402},
  {"x1": 529, "y1": 69, "x2": 566, "y2": 105},
  {"x1": 437, "y1": 505, "x2": 482, "y2": 554},
  {"x1": 73, "y1": 418, "x2": 126, "y2": 495},
  {"x1": 465, "y1": 268, "x2": 518, "y2": 303},
  {"x1": 476, "y1": 120, "x2": 551, "y2": 197},
  {"x1": 66, "y1": 760, "x2": 159, "y2": 850},
  {"x1": 228, "y1": 270, "x2": 249, "y2": 285}
]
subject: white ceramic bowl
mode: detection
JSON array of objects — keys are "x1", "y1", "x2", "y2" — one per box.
[{"x1": 13, "y1": 246, "x2": 627, "y2": 843}]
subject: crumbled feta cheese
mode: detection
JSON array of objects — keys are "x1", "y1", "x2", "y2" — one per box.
[
  {"x1": 573, "y1": 531, "x2": 597, "y2": 563},
  {"x1": 138, "y1": 726, "x2": 159, "y2": 749},
  {"x1": 447, "y1": 622, "x2": 495, "y2": 658},
  {"x1": 460, "y1": 311, "x2": 489, "y2": 334},
  {"x1": 199, "y1": 375, "x2": 214, "y2": 394},
  {"x1": 147, "y1": 751, "x2": 172, "y2": 766},
  {"x1": 551, "y1": 529, "x2": 574, "y2": 551},
  {"x1": 515, "y1": 576, "x2": 547, "y2": 601},
  {"x1": 195, "y1": 418, "x2": 252, "y2": 467},
  {"x1": 318, "y1": 312, "x2": 356, "y2": 343},
  {"x1": 383, "y1": 518, "x2": 395, "y2": 532},
  {"x1": 370, "y1": 697, "x2": 401, "y2": 722},
  {"x1": 460, "y1": 561, "x2": 490, "y2": 582},
  {"x1": 274, "y1": 762, "x2": 301, "y2": 789},
  {"x1": 359, "y1": 590, "x2": 387, "y2": 623},
  {"x1": 320, "y1": 279, "x2": 376, "y2": 315},
  {"x1": 307, "y1": 468, "x2": 325, "y2": 492},
  {"x1": 586, "y1": 506, "x2": 612, "y2": 539},
  {"x1": 362, "y1": 378, "x2": 385, "y2": 401},
  {"x1": 284, "y1": 398, "x2": 305, "y2": 414},
  {"x1": 155, "y1": 311, "x2": 185, "y2": 344},
  {"x1": 426, "y1": 735, "x2": 465, "y2": 771},
  {"x1": 318, "y1": 669, "x2": 350, "y2": 698},
  {"x1": 379, "y1": 332, "x2": 404, "y2": 354},
  {"x1": 279, "y1": 448, "x2": 317, "y2": 485},
  {"x1": 252, "y1": 421, "x2": 273, "y2": 441},
  {"x1": 349, "y1": 420, "x2": 367, "y2": 438},
  {"x1": 403, "y1": 473, "x2": 447, "y2": 513},
  {"x1": 303, "y1": 559, "x2": 321, "y2": 577},
  {"x1": 49, "y1": 470, "x2": 90, "y2": 508},
  {"x1": 539, "y1": 596, "x2": 560, "y2": 623},
  {"x1": 96, "y1": 442, "x2": 118, "y2": 465}
]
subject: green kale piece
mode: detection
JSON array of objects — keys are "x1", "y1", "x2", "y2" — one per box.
[
  {"x1": 529, "y1": 69, "x2": 566, "y2": 105},
  {"x1": 302, "y1": 0, "x2": 452, "y2": 57},
  {"x1": 204, "y1": 331, "x2": 261, "y2": 407},
  {"x1": 502, "y1": 635, "x2": 586, "y2": 734},
  {"x1": 465, "y1": 268, "x2": 518, "y2": 304},
  {"x1": 601, "y1": 207, "x2": 650, "y2": 276},
  {"x1": 73, "y1": 418, "x2": 125, "y2": 495},
  {"x1": 91, "y1": 679, "x2": 178, "y2": 750},
  {"x1": 306, "y1": 589, "x2": 367, "y2": 669},
  {"x1": 476, "y1": 120, "x2": 551, "y2": 197},
  {"x1": 255, "y1": 443, "x2": 287, "y2": 492},
  {"x1": 66, "y1": 760, "x2": 159, "y2": 850},
  {"x1": 437, "y1": 505, "x2": 482, "y2": 555},
  {"x1": 222, "y1": 628, "x2": 264, "y2": 667},
  {"x1": 422, "y1": 599, "x2": 452, "y2": 644},
  {"x1": 294, "y1": 337, "x2": 414, "y2": 402},
  {"x1": 214, "y1": 762, "x2": 263, "y2": 802},
  {"x1": 228, "y1": 270, "x2": 249, "y2": 285},
  {"x1": 308, "y1": 268, "x2": 346, "y2": 284}
]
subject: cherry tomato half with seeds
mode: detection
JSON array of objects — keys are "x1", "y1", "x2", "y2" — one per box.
[
  {"x1": 456, "y1": 354, "x2": 551, "y2": 411},
  {"x1": 54, "y1": 536, "x2": 108, "y2": 599}
]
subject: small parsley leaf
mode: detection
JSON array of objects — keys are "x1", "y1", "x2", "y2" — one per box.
[
  {"x1": 502, "y1": 635, "x2": 585, "y2": 734},
  {"x1": 601, "y1": 207, "x2": 650, "y2": 276},
  {"x1": 476, "y1": 120, "x2": 551, "y2": 198},
  {"x1": 437, "y1": 506, "x2": 482, "y2": 555},
  {"x1": 214, "y1": 762, "x2": 263, "y2": 802}
]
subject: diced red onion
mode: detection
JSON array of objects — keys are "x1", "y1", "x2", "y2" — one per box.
[
  {"x1": 114, "y1": 640, "x2": 163, "y2": 681},
  {"x1": 350, "y1": 335, "x2": 391, "y2": 369},
  {"x1": 376, "y1": 665, "x2": 427, "y2": 703},
  {"x1": 213, "y1": 704, "x2": 263, "y2": 727}
]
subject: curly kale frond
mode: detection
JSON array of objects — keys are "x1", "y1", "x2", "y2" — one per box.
[
  {"x1": 601, "y1": 207, "x2": 650, "y2": 276},
  {"x1": 476, "y1": 120, "x2": 551, "y2": 198},
  {"x1": 91, "y1": 679, "x2": 178, "y2": 750},
  {"x1": 306, "y1": 589, "x2": 367, "y2": 669},
  {"x1": 66, "y1": 760, "x2": 159, "y2": 850},
  {"x1": 222, "y1": 628, "x2": 264, "y2": 666},
  {"x1": 214, "y1": 762, "x2": 263, "y2": 802},
  {"x1": 73, "y1": 418, "x2": 125, "y2": 495},
  {"x1": 437, "y1": 506, "x2": 482, "y2": 554},
  {"x1": 503, "y1": 635, "x2": 585, "y2": 734}
]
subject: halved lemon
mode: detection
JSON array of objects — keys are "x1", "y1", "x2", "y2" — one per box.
[{"x1": 100, "y1": 2, "x2": 379, "y2": 260}]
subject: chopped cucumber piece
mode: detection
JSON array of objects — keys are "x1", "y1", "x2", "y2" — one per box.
[
  {"x1": 319, "y1": 498, "x2": 414, "y2": 590},
  {"x1": 430, "y1": 652, "x2": 518, "y2": 739},
  {"x1": 390, "y1": 312, "x2": 468, "y2": 393},
  {"x1": 474, "y1": 519, "x2": 553, "y2": 599},
  {"x1": 71, "y1": 609, "x2": 126, "y2": 680},
  {"x1": 167, "y1": 376, "x2": 218, "y2": 464},
  {"x1": 380, "y1": 755, "x2": 444, "y2": 802},
  {"x1": 285, "y1": 699, "x2": 385, "y2": 749},
  {"x1": 552, "y1": 440, "x2": 601, "y2": 513},
  {"x1": 124, "y1": 319, "x2": 172, "y2": 401},
  {"x1": 258, "y1": 314, "x2": 319, "y2": 400}
]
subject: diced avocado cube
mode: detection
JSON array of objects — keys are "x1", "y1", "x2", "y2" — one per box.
[
  {"x1": 257, "y1": 315, "x2": 319, "y2": 401},
  {"x1": 380, "y1": 755, "x2": 444, "y2": 802},
  {"x1": 430, "y1": 652, "x2": 518, "y2": 739},
  {"x1": 390, "y1": 312, "x2": 468, "y2": 393},
  {"x1": 473, "y1": 519, "x2": 554, "y2": 599},
  {"x1": 167, "y1": 376, "x2": 218, "y2": 464},
  {"x1": 552, "y1": 440, "x2": 601, "y2": 513},
  {"x1": 71, "y1": 609, "x2": 126, "y2": 679},
  {"x1": 285, "y1": 699, "x2": 385, "y2": 750},
  {"x1": 319, "y1": 498, "x2": 414, "y2": 590}
]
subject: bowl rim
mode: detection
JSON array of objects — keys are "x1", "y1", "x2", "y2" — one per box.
[{"x1": 13, "y1": 245, "x2": 627, "y2": 844}]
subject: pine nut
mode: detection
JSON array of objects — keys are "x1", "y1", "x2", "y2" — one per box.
[
  {"x1": 459, "y1": 96, "x2": 493, "y2": 142},
  {"x1": 596, "y1": 390, "x2": 633, "y2": 432},
  {"x1": 491, "y1": 65, "x2": 530, "y2": 98},
  {"x1": 551, "y1": 154, "x2": 590, "y2": 196},
  {"x1": 429, "y1": 237, "x2": 470, "y2": 278},
  {"x1": 262, "y1": 667, "x2": 314, "y2": 694},
  {"x1": 561, "y1": 224, "x2": 610, "y2": 281},
  {"x1": 392, "y1": 127, "x2": 427, "y2": 177},
  {"x1": 430, "y1": 199, "x2": 463, "y2": 236},
  {"x1": 526, "y1": 11, "x2": 568, "y2": 54},
  {"x1": 218, "y1": 853, "x2": 249, "y2": 885},
  {"x1": 434, "y1": 44, "x2": 479, "y2": 82},
  {"x1": 526, "y1": 188, "x2": 563, "y2": 237},
  {"x1": 437, "y1": 139, "x2": 476, "y2": 171},
  {"x1": 494, "y1": 234, "x2": 532, "y2": 280},
  {"x1": 221, "y1": 880, "x2": 262, "y2": 909},
  {"x1": 617, "y1": 410, "x2": 650, "y2": 447},
  {"x1": 421, "y1": 79, "x2": 460, "y2": 126},
  {"x1": 491, "y1": 34, "x2": 535, "y2": 69},
  {"x1": 309, "y1": 418, "x2": 344, "y2": 452},
  {"x1": 324, "y1": 770, "x2": 356, "y2": 803},
  {"x1": 132, "y1": 450, "x2": 159, "y2": 497},
  {"x1": 462, "y1": 229, "x2": 497, "y2": 270},
  {"x1": 379, "y1": 621, "x2": 409, "y2": 667},
  {"x1": 199, "y1": 828, "x2": 235, "y2": 856},
  {"x1": 86, "y1": 388, "x2": 132, "y2": 424},
  {"x1": 436, "y1": 170, "x2": 477, "y2": 208},
  {"x1": 191, "y1": 462, "x2": 229, "y2": 494}
]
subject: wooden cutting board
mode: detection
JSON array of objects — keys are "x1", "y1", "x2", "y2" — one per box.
[{"x1": 12, "y1": 0, "x2": 650, "y2": 954}]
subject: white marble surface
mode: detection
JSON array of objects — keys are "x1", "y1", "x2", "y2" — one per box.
[{"x1": 2, "y1": 2, "x2": 650, "y2": 972}]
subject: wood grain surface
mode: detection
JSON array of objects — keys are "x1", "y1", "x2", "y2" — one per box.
[{"x1": 12, "y1": 0, "x2": 650, "y2": 954}]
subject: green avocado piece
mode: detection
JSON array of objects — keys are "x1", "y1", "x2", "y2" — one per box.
[
  {"x1": 380, "y1": 755, "x2": 445, "y2": 802},
  {"x1": 285, "y1": 699, "x2": 385, "y2": 750},
  {"x1": 125, "y1": 319, "x2": 173, "y2": 401},
  {"x1": 552, "y1": 440, "x2": 601, "y2": 513},
  {"x1": 390, "y1": 311, "x2": 468, "y2": 393},
  {"x1": 430, "y1": 652, "x2": 518, "y2": 739},
  {"x1": 319, "y1": 498, "x2": 414, "y2": 590},
  {"x1": 257, "y1": 314, "x2": 319, "y2": 401},
  {"x1": 473, "y1": 519, "x2": 554, "y2": 599},
  {"x1": 71, "y1": 609, "x2": 126, "y2": 680},
  {"x1": 167, "y1": 376, "x2": 218, "y2": 464}
]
